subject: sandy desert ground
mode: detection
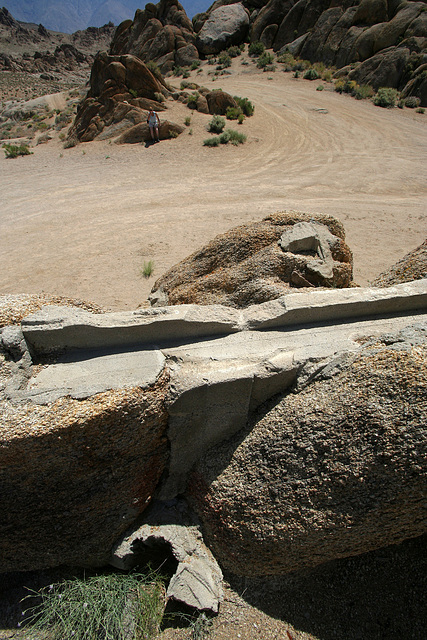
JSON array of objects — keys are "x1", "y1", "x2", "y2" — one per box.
[{"x1": 1, "y1": 62, "x2": 426, "y2": 311}]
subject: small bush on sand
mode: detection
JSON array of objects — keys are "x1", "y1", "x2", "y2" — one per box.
[
  {"x1": 354, "y1": 84, "x2": 374, "y2": 100},
  {"x1": 142, "y1": 260, "x2": 154, "y2": 278},
  {"x1": 207, "y1": 115, "x2": 225, "y2": 133},
  {"x1": 249, "y1": 41, "x2": 265, "y2": 57},
  {"x1": 405, "y1": 96, "x2": 421, "y2": 108},
  {"x1": 203, "y1": 136, "x2": 220, "y2": 146},
  {"x1": 233, "y1": 96, "x2": 254, "y2": 116},
  {"x1": 373, "y1": 87, "x2": 399, "y2": 108},
  {"x1": 257, "y1": 52, "x2": 274, "y2": 69},
  {"x1": 217, "y1": 52, "x2": 231, "y2": 68},
  {"x1": 2, "y1": 143, "x2": 32, "y2": 158},
  {"x1": 303, "y1": 68, "x2": 320, "y2": 80},
  {"x1": 219, "y1": 129, "x2": 246, "y2": 145},
  {"x1": 184, "y1": 116, "x2": 191, "y2": 126},
  {"x1": 226, "y1": 106, "x2": 243, "y2": 120},
  {"x1": 226, "y1": 45, "x2": 241, "y2": 58}
]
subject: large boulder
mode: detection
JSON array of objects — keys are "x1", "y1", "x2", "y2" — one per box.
[
  {"x1": 371, "y1": 239, "x2": 427, "y2": 286},
  {"x1": 0, "y1": 295, "x2": 170, "y2": 573},
  {"x1": 205, "y1": 89, "x2": 239, "y2": 114},
  {"x1": 110, "y1": 0, "x2": 199, "y2": 74},
  {"x1": 196, "y1": 3, "x2": 250, "y2": 55},
  {"x1": 188, "y1": 325, "x2": 427, "y2": 575},
  {"x1": 149, "y1": 212, "x2": 353, "y2": 308},
  {"x1": 348, "y1": 46, "x2": 411, "y2": 90}
]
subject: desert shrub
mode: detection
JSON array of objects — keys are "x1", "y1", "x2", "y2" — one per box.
[
  {"x1": 154, "y1": 92, "x2": 165, "y2": 103},
  {"x1": 237, "y1": 112, "x2": 245, "y2": 124},
  {"x1": 416, "y1": 107, "x2": 425, "y2": 113},
  {"x1": 373, "y1": 87, "x2": 399, "y2": 108},
  {"x1": 142, "y1": 260, "x2": 154, "y2": 278},
  {"x1": 146, "y1": 60, "x2": 163, "y2": 80},
  {"x1": 203, "y1": 136, "x2": 220, "y2": 146},
  {"x1": 249, "y1": 41, "x2": 265, "y2": 57},
  {"x1": 233, "y1": 96, "x2": 254, "y2": 116},
  {"x1": 187, "y1": 92, "x2": 199, "y2": 109},
  {"x1": 207, "y1": 115, "x2": 225, "y2": 133},
  {"x1": 191, "y1": 60, "x2": 201, "y2": 70},
  {"x1": 227, "y1": 45, "x2": 241, "y2": 58},
  {"x1": 322, "y1": 69, "x2": 333, "y2": 82},
  {"x1": 184, "y1": 115, "x2": 191, "y2": 126},
  {"x1": 354, "y1": 84, "x2": 374, "y2": 100},
  {"x1": 217, "y1": 52, "x2": 231, "y2": 68},
  {"x1": 334, "y1": 79, "x2": 357, "y2": 94},
  {"x1": 316, "y1": 84, "x2": 324, "y2": 91},
  {"x1": 294, "y1": 70, "x2": 300, "y2": 78},
  {"x1": 226, "y1": 106, "x2": 243, "y2": 120},
  {"x1": 405, "y1": 96, "x2": 421, "y2": 108},
  {"x1": 219, "y1": 129, "x2": 246, "y2": 145},
  {"x1": 21, "y1": 572, "x2": 165, "y2": 640},
  {"x1": 277, "y1": 51, "x2": 296, "y2": 65},
  {"x1": 169, "y1": 130, "x2": 179, "y2": 138},
  {"x1": 398, "y1": 99, "x2": 405, "y2": 108},
  {"x1": 207, "y1": 55, "x2": 216, "y2": 65},
  {"x1": 2, "y1": 143, "x2": 32, "y2": 158},
  {"x1": 172, "y1": 65, "x2": 184, "y2": 76},
  {"x1": 129, "y1": 88, "x2": 138, "y2": 98},
  {"x1": 303, "y1": 68, "x2": 320, "y2": 80},
  {"x1": 257, "y1": 52, "x2": 274, "y2": 69}
]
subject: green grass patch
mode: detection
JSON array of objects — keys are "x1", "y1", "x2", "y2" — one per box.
[
  {"x1": 142, "y1": 260, "x2": 154, "y2": 278},
  {"x1": 21, "y1": 571, "x2": 165, "y2": 640},
  {"x1": 203, "y1": 137, "x2": 220, "y2": 147}
]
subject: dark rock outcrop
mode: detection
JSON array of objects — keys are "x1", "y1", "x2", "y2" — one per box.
[
  {"x1": 149, "y1": 212, "x2": 353, "y2": 308},
  {"x1": 110, "y1": 0, "x2": 199, "y2": 75},
  {"x1": 189, "y1": 326, "x2": 427, "y2": 575}
]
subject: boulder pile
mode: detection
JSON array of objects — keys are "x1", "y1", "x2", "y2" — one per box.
[
  {"x1": 67, "y1": 51, "x2": 184, "y2": 143},
  {"x1": 110, "y1": 0, "x2": 199, "y2": 75}
]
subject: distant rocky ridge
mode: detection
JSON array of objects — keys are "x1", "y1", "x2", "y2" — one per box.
[{"x1": 0, "y1": 7, "x2": 115, "y2": 77}]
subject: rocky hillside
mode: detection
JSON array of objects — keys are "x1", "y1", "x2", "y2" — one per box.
[
  {"x1": 0, "y1": 7, "x2": 115, "y2": 81},
  {"x1": 110, "y1": 0, "x2": 427, "y2": 104}
]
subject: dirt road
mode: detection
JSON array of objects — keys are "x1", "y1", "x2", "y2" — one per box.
[{"x1": 1, "y1": 66, "x2": 426, "y2": 310}]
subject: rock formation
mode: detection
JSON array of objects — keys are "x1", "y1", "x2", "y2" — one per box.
[
  {"x1": 188, "y1": 324, "x2": 427, "y2": 575},
  {"x1": 371, "y1": 239, "x2": 427, "y2": 286},
  {"x1": 192, "y1": 0, "x2": 427, "y2": 105},
  {"x1": 110, "y1": 0, "x2": 199, "y2": 75},
  {"x1": 67, "y1": 51, "x2": 184, "y2": 143},
  {"x1": 149, "y1": 212, "x2": 354, "y2": 308},
  {"x1": 1, "y1": 277, "x2": 426, "y2": 606}
]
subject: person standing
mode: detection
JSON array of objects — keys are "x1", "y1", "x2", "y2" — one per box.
[{"x1": 147, "y1": 108, "x2": 160, "y2": 142}]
